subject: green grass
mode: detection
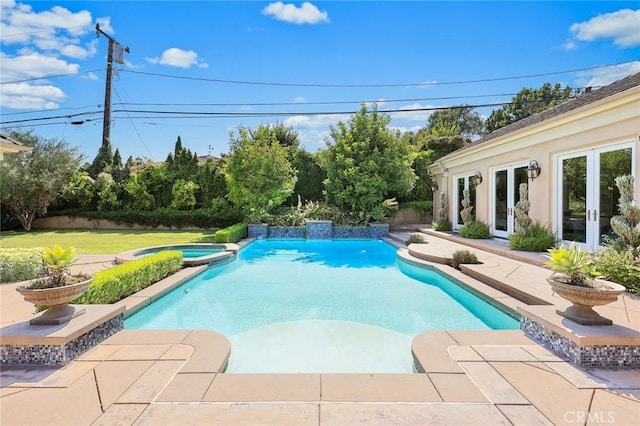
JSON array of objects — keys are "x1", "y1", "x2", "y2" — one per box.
[{"x1": 0, "y1": 229, "x2": 216, "y2": 254}]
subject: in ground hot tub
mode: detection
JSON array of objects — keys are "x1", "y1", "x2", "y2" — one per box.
[{"x1": 116, "y1": 243, "x2": 238, "y2": 266}]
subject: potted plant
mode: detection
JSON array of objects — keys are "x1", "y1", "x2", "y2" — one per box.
[
  {"x1": 16, "y1": 245, "x2": 92, "y2": 325},
  {"x1": 544, "y1": 242, "x2": 626, "y2": 325}
]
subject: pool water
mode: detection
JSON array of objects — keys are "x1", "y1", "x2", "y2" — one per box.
[{"x1": 125, "y1": 239, "x2": 518, "y2": 373}]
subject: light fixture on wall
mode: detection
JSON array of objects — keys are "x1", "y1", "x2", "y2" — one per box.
[
  {"x1": 430, "y1": 177, "x2": 438, "y2": 191},
  {"x1": 526, "y1": 160, "x2": 541, "y2": 181},
  {"x1": 471, "y1": 171, "x2": 483, "y2": 186}
]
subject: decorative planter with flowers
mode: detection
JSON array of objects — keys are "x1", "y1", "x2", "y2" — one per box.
[
  {"x1": 545, "y1": 243, "x2": 626, "y2": 325},
  {"x1": 16, "y1": 245, "x2": 92, "y2": 325}
]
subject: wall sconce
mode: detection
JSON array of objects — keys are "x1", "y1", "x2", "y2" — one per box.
[
  {"x1": 526, "y1": 160, "x2": 541, "y2": 181},
  {"x1": 470, "y1": 171, "x2": 483, "y2": 186},
  {"x1": 430, "y1": 178, "x2": 438, "y2": 191}
]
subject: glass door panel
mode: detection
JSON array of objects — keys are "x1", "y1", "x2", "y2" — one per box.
[
  {"x1": 494, "y1": 170, "x2": 508, "y2": 233},
  {"x1": 598, "y1": 148, "x2": 632, "y2": 243},
  {"x1": 456, "y1": 177, "x2": 465, "y2": 227},
  {"x1": 513, "y1": 166, "x2": 528, "y2": 209},
  {"x1": 561, "y1": 156, "x2": 587, "y2": 243}
]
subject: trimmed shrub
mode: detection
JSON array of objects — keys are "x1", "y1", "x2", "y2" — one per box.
[
  {"x1": 406, "y1": 233, "x2": 427, "y2": 244},
  {"x1": 55, "y1": 206, "x2": 243, "y2": 229},
  {"x1": 214, "y1": 222, "x2": 248, "y2": 243},
  {"x1": 509, "y1": 222, "x2": 556, "y2": 252},
  {"x1": 432, "y1": 219, "x2": 452, "y2": 231},
  {"x1": 459, "y1": 221, "x2": 492, "y2": 239},
  {"x1": 73, "y1": 251, "x2": 182, "y2": 305},
  {"x1": 451, "y1": 249, "x2": 480, "y2": 269},
  {"x1": 0, "y1": 248, "x2": 46, "y2": 283},
  {"x1": 592, "y1": 246, "x2": 640, "y2": 294}
]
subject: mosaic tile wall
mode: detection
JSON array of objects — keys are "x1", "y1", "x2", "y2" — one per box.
[
  {"x1": 248, "y1": 224, "x2": 268, "y2": 239},
  {"x1": 1, "y1": 314, "x2": 124, "y2": 366},
  {"x1": 332, "y1": 227, "x2": 373, "y2": 239},
  {"x1": 306, "y1": 221, "x2": 332, "y2": 239},
  {"x1": 249, "y1": 221, "x2": 390, "y2": 240},
  {"x1": 268, "y1": 226, "x2": 306, "y2": 239},
  {"x1": 521, "y1": 316, "x2": 640, "y2": 368}
]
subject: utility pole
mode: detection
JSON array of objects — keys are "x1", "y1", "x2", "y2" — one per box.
[{"x1": 96, "y1": 24, "x2": 129, "y2": 149}]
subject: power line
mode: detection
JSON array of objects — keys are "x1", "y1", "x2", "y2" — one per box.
[
  {"x1": 1, "y1": 69, "x2": 103, "y2": 85},
  {"x1": 118, "y1": 61, "x2": 636, "y2": 88},
  {"x1": 0, "y1": 96, "x2": 583, "y2": 126}
]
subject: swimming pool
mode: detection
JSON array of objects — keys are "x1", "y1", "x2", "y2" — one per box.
[{"x1": 125, "y1": 239, "x2": 518, "y2": 373}]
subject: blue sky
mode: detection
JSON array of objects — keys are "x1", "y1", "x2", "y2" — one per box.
[{"x1": 1, "y1": 1, "x2": 639, "y2": 162}]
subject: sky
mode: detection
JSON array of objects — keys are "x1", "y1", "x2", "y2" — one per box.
[{"x1": 1, "y1": 1, "x2": 639, "y2": 163}]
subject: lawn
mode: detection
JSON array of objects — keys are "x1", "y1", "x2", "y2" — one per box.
[{"x1": 0, "y1": 230, "x2": 216, "y2": 254}]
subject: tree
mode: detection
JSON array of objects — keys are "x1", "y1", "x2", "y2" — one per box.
[
  {"x1": 194, "y1": 158, "x2": 228, "y2": 208},
  {"x1": 87, "y1": 138, "x2": 114, "y2": 177},
  {"x1": 166, "y1": 136, "x2": 198, "y2": 181},
  {"x1": 321, "y1": 104, "x2": 416, "y2": 213},
  {"x1": 60, "y1": 170, "x2": 96, "y2": 211},
  {"x1": 123, "y1": 171, "x2": 156, "y2": 211},
  {"x1": 0, "y1": 130, "x2": 83, "y2": 230},
  {"x1": 171, "y1": 179, "x2": 200, "y2": 210},
  {"x1": 225, "y1": 125, "x2": 297, "y2": 219},
  {"x1": 289, "y1": 150, "x2": 325, "y2": 204},
  {"x1": 426, "y1": 105, "x2": 484, "y2": 139},
  {"x1": 485, "y1": 83, "x2": 579, "y2": 134}
]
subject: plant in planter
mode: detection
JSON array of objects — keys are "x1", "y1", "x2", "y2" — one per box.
[
  {"x1": 16, "y1": 245, "x2": 92, "y2": 325},
  {"x1": 544, "y1": 243, "x2": 626, "y2": 325}
]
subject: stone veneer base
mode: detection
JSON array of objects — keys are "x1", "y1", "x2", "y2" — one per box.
[
  {"x1": 1, "y1": 305, "x2": 125, "y2": 366},
  {"x1": 518, "y1": 306, "x2": 640, "y2": 368}
]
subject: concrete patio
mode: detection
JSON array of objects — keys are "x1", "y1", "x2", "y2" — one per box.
[{"x1": 1, "y1": 231, "x2": 639, "y2": 425}]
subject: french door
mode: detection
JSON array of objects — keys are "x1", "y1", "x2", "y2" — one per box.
[
  {"x1": 493, "y1": 164, "x2": 529, "y2": 238},
  {"x1": 454, "y1": 175, "x2": 476, "y2": 229},
  {"x1": 558, "y1": 144, "x2": 633, "y2": 247}
]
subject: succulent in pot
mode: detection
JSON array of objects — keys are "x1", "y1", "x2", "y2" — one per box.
[
  {"x1": 544, "y1": 243, "x2": 626, "y2": 325},
  {"x1": 17, "y1": 245, "x2": 92, "y2": 325}
]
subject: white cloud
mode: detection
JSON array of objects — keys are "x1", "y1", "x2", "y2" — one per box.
[
  {"x1": 82, "y1": 72, "x2": 98, "y2": 80},
  {"x1": 0, "y1": 82, "x2": 66, "y2": 109},
  {"x1": 570, "y1": 9, "x2": 640, "y2": 48},
  {"x1": 292, "y1": 96, "x2": 306, "y2": 103},
  {"x1": 0, "y1": 52, "x2": 79, "y2": 82},
  {"x1": 155, "y1": 48, "x2": 208, "y2": 69},
  {"x1": 283, "y1": 113, "x2": 349, "y2": 129},
  {"x1": 0, "y1": 2, "x2": 108, "y2": 110},
  {"x1": 389, "y1": 125, "x2": 423, "y2": 135},
  {"x1": 417, "y1": 80, "x2": 437, "y2": 89},
  {"x1": 575, "y1": 60, "x2": 640, "y2": 87},
  {"x1": 262, "y1": 2, "x2": 329, "y2": 25},
  {"x1": 298, "y1": 129, "x2": 331, "y2": 150},
  {"x1": 386, "y1": 103, "x2": 436, "y2": 122}
]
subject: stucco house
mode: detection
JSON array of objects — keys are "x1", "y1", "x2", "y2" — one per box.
[
  {"x1": 427, "y1": 72, "x2": 639, "y2": 249},
  {"x1": 0, "y1": 133, "x2": 32, "y2": 161}
]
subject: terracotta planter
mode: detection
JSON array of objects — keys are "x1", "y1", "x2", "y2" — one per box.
[
  {"x1": 17, "y1": 278, "x2": 92, "y2": 325},
  {"x1": 547, "y1": 276, "x2": 626, "y2": 325}
]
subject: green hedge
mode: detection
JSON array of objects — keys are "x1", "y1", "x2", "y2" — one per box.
[
  {"x1": 73, "y1": 251, "x2": 183, "y2": 305},
  {"x1": 214, "y1": 222, "x2": 248, "y2": 243},
  {"x1": 0, "y1": 248, "x2": 45, "y2": 283},
  {"x1": 51, "y1": 207, "x2": 243, "y2": 229}
]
